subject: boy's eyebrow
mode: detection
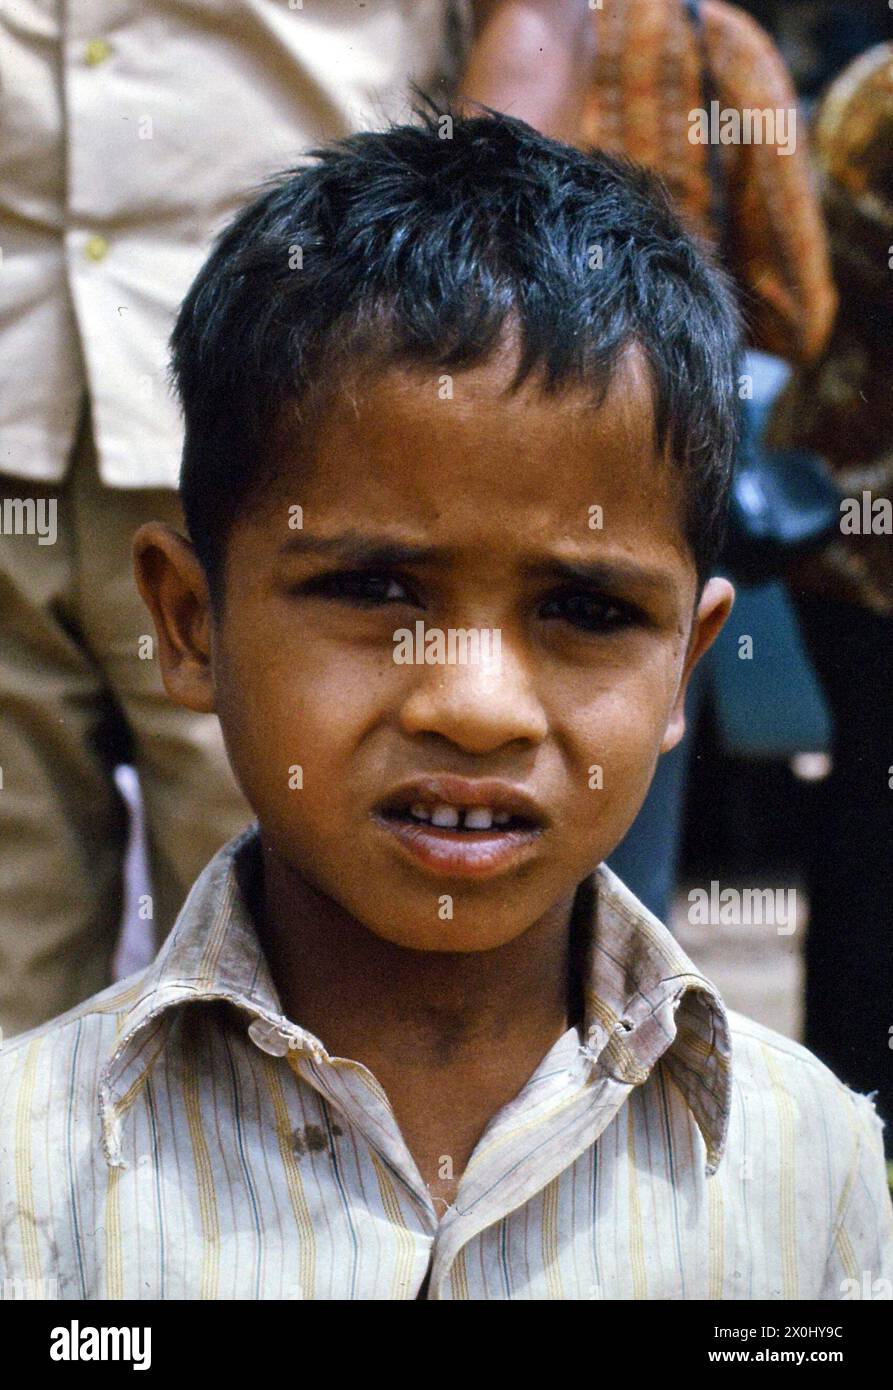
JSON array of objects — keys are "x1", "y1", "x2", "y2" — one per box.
[
  {"x1": 527, "y1": 556, "x2": 678, "y2": 594},
  {"x1": 278, "y1": 532, "x2": 680, "y2": 593},
  {"x1": 277, "y1": 531, "x2": 439, "y2": 567}
]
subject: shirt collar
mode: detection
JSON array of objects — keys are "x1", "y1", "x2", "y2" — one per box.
[
  {"x1": 99, "y1": 825, "x2": 732, "y2": 1174},
  {"x1": 576, "y1": 863, "x2": 732, "y2": 1174}
]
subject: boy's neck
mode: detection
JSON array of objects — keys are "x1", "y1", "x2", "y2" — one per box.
[{"x1": 253, "y1": 835, "x2": 585, "y2": 1072}]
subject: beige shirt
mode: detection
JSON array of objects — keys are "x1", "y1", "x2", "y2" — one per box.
[
  {"x1": 0, "y1": 0, "x2": 461, "y2": 488},
  {"x1": 1, "y1": 825, "x2": 891, "y2": 1300}
]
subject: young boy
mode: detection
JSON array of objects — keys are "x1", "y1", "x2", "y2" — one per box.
[{"x1": 1, "y1": 112, "x2": 891, "y2": 1301}]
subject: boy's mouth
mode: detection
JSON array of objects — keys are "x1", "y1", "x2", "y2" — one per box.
[
  {"x1": 371, "y1": 775, "x2": 546, "y2": 880},
  {"x1": 386, "y1": 803, "x2": 531, "y2": 831}
]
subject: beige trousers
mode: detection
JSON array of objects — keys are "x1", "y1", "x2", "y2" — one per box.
[{"x1": 0, "y1": 403, "x2": 250, "y2": 1037}]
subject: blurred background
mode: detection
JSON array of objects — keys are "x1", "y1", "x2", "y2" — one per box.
[{"x1": 2, "y1": 0, "x2": 890, "y2": 1164}]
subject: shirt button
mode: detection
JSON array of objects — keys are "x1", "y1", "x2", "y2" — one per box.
[
  {"x1": 84, "y1": 38, "x2": 112, "y2": 65},
  {"x1": 84, "y1": 235, "x2": 109, "y2": 262}
]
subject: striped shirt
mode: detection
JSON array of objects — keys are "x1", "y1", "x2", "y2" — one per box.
[{"x1": 2, "y1": 826, "x2": 891, "y2": 1300}]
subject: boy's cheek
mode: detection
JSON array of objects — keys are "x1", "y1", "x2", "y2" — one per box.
[{"x1": 564, "y1": 714, "x2": 670, "y2": 840}]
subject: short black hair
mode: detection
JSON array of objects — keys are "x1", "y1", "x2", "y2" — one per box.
[{"x1": 172, "y1": 108, "x2": 741, "y2": 600}]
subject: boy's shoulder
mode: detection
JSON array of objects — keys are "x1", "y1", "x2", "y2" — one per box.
[
  {"x1": 723, "y1": 1006, "x2": 888, "y2": 1155},
  {"x1": 727, "y1": 1005, "x2": 851, "y2": 1080}
]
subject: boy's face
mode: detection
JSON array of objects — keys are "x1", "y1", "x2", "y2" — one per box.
[{"x1": 136, "y1": 346, "x2": 732, "y2": 952}]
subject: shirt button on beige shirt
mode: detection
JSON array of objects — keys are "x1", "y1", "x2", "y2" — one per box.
[
  {"x1": 83, "y1": 37, "x2": 112, "y2": 66},
  {"x1": 0, "y1": 0, "x2": 462, "y2": 488}
]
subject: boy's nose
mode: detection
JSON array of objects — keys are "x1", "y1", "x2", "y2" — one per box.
[{"x1": 396, "y1": 639, "x2": 548, "y2": 755}]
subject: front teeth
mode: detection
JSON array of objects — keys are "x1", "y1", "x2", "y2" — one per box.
[{"x1": 408, "y1": 803, "x2": 512, "y2": 830}]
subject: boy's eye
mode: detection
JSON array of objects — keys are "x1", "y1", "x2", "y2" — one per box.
[
  {"x1": 539, "y1": 587, "x2": 639, "y2": 633},
  {"x1": 298, "y1": 569, "x2": 418, "y2": 607}
]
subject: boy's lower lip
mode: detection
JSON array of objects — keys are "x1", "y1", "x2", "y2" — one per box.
[{"x1": 371, "y1": 812, "x2": 543, "y2": 880}]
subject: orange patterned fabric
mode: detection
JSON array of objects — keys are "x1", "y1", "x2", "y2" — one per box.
[{"x1": 579, "y1": 0, "x2": 836, "y2": 366}]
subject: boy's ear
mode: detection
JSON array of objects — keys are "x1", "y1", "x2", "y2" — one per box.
[
  {"x1": 660, "y1": 576, "x2": 734, "y2": 754},
  {"x1": 132, "y1": 522, "x2": 216, "y2": 713}
]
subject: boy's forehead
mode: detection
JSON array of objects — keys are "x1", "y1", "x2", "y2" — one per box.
[
  {"x1": 274, "y1": 344, "x2": 667, "y2": 494},
  {"x1": 263, "y1": 345, "x2": 687, "y2": 552}
]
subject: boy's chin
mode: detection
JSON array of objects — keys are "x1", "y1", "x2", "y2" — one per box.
[
  {"x1": 361, "y1": 921, "x2": 531, "y2": 954},
  {"x1": 345, "y1": 857, "x2": 582, "y2": 953}
]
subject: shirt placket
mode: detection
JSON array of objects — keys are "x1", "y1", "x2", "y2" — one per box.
[
  {"x1": 251, "y1": 1018, "x2": 637, "y2": 1297},
  {"x1": 427, "y1": 1035, "x2": 638, "y2": 1298}
]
